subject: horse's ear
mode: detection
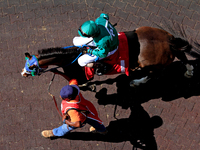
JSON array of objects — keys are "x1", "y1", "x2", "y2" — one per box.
[{"x1": 25, "y1": 52, "x2": 30, "y2": 56}]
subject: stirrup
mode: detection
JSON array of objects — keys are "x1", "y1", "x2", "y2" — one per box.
[
  {"x1": 95, "y1": 63, "x2": 110, "y2": 76},
  {"x1": 95, "y1": 68, "x2": 104, "y2": 76}
]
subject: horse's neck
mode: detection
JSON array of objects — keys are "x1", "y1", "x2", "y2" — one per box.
[
  {"x1": 37, "y1": 46, "x2": 82, "y2": 68},
  {"x1": 38, "y1": 57, "x2": 57, "y2": 67},
  {"x1": 38, "y1": 53, "x2": 80, "y2": 68}
]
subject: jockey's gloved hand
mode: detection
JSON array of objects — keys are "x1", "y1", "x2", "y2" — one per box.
[
  {"x1": 87, "y1": 47, "x2": 93, "y2": 55},
  {"x1": 82, "y1": 49, "x2": 87, "y2": 54}
]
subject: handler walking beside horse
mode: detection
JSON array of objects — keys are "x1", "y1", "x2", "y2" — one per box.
[{"x1": 41, "y1": 79, "x2": 107, "y2": 138}]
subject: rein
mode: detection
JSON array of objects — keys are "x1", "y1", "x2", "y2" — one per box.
[{"x1": 48, "y1": 73, "x2": 63, "y2": 118}]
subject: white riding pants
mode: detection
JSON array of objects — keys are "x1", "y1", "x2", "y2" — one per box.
[{"x1": 73, "y1": 36, "x2": 117, "y2": 67}]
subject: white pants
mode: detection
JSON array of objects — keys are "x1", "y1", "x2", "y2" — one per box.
[
  {"x1": 73, "y1": 36, "x2": 117, "y2": 67},
  {"x1": 73, "y1": 36, "x2": 96, "y2": 47}
]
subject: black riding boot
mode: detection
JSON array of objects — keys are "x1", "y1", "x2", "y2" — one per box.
[{"x1": 95, "y1": 62, "x2": 112, "y2": 76}]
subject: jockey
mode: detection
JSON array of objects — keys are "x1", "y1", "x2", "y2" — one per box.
[{"x1": 73, "y1": 13, "x2": 119, "y2": 75}]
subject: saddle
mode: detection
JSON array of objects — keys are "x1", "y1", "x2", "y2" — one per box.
[{"x1": 84, "y1": 31, "x2": 140, "y2": 80}]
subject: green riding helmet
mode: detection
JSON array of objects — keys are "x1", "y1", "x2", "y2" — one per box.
[{"x1": 78, "y1": 20, "x2": 100, "y2": 37}]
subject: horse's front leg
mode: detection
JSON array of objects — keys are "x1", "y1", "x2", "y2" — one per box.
[
  {"x1": 78, "y1": 82, "x2": 96, "y2": 92},
  {"x1": 184, "y1": 64, "x2": 194, "y2": 78},
  {"x1": 130, "y1": 76, "x2": 151, "y2": 87},
  {"x1": 129, "y1": 66, "x2": 156, "y2": 87},
  {"x1": 50, "y1": 69, "x2": 71, "y2": 81}
]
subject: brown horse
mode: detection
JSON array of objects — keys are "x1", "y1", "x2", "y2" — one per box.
[{"x1": 21, "y1": 26, "x2": 195, "y2": 87}]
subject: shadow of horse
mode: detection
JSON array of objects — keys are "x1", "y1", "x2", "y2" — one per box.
[{"x1": 84, "y1": 59, "x2": 200, "y2": 103}]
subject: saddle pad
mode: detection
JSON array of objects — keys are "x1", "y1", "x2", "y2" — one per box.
[{"x1": 85, "y1": 32, "x2": 129, "y2": 80}]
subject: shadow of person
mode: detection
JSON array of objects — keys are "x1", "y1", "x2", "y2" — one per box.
[
  {"x1": 105, "y1": 105, "x2": 163, "y2": 150},
  {"x1": 94, "y1": 78, "x2": 163, "y2": 149},
  {"x1": 53, "y1": 104, "x2": 162, "y2": 150}
]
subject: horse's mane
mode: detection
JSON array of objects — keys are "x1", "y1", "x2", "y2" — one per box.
[{"x1": 38, "y1": 46, "x2": 82, "y2": 59}]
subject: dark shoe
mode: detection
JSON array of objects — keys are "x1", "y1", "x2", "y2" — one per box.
[
  {"x1": 89, "y1": 126, "x2": 108, "y2": 135},
  {"x1": 95, "y1": 63, "x2": 112, "y2": 76},
  {"x1": 95, "y1": 68, "x2": 104, "y2": 76}
]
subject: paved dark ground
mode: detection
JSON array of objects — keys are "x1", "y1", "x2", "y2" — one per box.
[{"x1": 1, "y1": 0, "x2": 200, "y2": 150}]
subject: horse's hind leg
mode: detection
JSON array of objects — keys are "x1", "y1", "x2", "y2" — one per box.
[
  {"x1": 79, "y1": 82, "x2": 96, "y2": 92},
  {"x1": 130, "y1": 76, "x2": 150, "y2": 87},
  {"x1": 129, "y1": 66, "x2": 157, "y2": 87},
  {"x1": 173, "y1": 50, "x2": 194, "y2": 78},
  {"x1": 171, "y1": 37, "x2": 194, "y2": 78},
  {"x1": 185, "y1": 64, "x2": 194, "y2": 78}
]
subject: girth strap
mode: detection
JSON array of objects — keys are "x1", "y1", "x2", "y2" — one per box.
[{"x1": 124, "y1": 30, "x2": 140, "y2": 69}]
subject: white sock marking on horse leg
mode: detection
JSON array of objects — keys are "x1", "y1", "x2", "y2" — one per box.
[
  {"x1": 130, "y1": 76, "x2": 150, "y2": 87},
  {"x1": 185, "y1": 64, "x2": 194, "y2": 77},
  {"x1": 186, "y1": 64, "x2": 194, "y2": 71}
]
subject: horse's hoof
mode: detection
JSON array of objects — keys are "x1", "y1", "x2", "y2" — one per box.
[
  {"x1": 78, "y1": 83, "x2": 88, "y2": 87},
  {"x1": 130, "y1": 81, "x2": 137, "y2": 87},
  {"x1": 184, "y1": 74, "x2": 193, "y2": 78},
  {"x1": 89, "y1": 84, "x2": 96, "y2": 92},
  {"x1": 184, "y1": 71, "x2": 193, "y2": 78}
]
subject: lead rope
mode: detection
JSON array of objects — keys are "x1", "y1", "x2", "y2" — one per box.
[
  {"x1": 48, "y1": 73, "x2": 63, "y2": 118},
  {"x1": 45, "y1": 47, "x2": 84, "y2": 118}
]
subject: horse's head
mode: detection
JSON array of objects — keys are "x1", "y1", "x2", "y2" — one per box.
[
  {"x1": 21, "y1": 52, "x2": 38, "y2": 77},
  {"x1": 21, "y1": 46, "x2": 86, "y2": 77},
  {"x1": 21, "y1": 68, "x2": 32, "y2": 77}
]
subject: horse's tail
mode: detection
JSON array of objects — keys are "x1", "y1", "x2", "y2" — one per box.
[
  {"x1": 168, "y1": 37, "x2": 193, "y2": 65},
  {"x1": 155, "y1": 20, "x2": 200, "y2": 59},
  {"x1": 190, "y1": 40, "x2": 200, "y2": 59},
  {"x1": 170, "y1": 37, "x2": 192, "y2": 52}
]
